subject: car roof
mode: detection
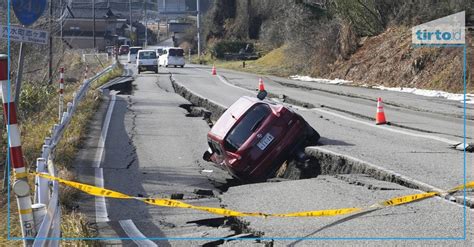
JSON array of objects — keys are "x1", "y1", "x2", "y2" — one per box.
[
  {"x1": 138, "y1": 49, "x2": 156, "y2": 53},
  {"x1": 164, "y1": 47, "x2": 183, "y2": 50},
  {"x1": 130, "y1": 46, "x2": 142, "y2": 49},
  {"x1": 209, "y1": 96, "x2": 262, "y2": 139}
]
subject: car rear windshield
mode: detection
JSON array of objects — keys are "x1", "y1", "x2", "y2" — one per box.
[
  {"x1": 169, "y1": 49, "x2": 184, "y2": 57},
  {"x1": 139, "y1": 51, "x2": 157, "y2": 59},
  {"x1": 224, "y1": 104, "x2": 271, "y2": 152},
  {"x1": 130, "y1": 48, "x2": 141, "y2": 54}
]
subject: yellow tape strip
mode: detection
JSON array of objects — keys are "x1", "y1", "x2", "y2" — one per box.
[
  {"x1": 272, "y1": 208, "x2": 362, "y2": 217},
  {"x1": 447, "y1": 181, "x2": 474, "y2": 193},
  {"x1": 37, "y1": 173, "x2": 132, "y2": 199},
  {"x1": 19, "y1": 208, "x2": 33, "y2": 215},
  {"x1": 378, "y1": 192, "x2": 439, "y2": 207},
  {"x1": 15, "y1": 172, "x2": 28, "y2": 179},
  {"x1": 33, "y1": 172, "x2": 473, "y2": 218}
]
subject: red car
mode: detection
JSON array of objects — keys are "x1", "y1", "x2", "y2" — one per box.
[
  {"x1": 119, "y1": 45, "x2": 130, "y2": 55},
  {"x1": 203, "y1": 96, "x2": 319, "y2": 182}
]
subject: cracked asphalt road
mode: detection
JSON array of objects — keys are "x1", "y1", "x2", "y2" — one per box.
[{"x1": 73, "y1": 56, "x2": 472, "y2": 246}]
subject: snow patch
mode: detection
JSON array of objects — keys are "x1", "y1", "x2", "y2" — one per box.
[
  {"x1": 374, "y1": 86, "x2": 474, "y2": 104},
  {"x1": 289, "y1": 75, "x2": 352, "y2": 85}
]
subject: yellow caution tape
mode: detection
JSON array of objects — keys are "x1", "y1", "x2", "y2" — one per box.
[
  {"x1": 15, "y1": 172, "x2": 28, "y2": 179},
  {"x1": 447, "y1": 181, "x2": 474, "y2": 193},
  {"x1": 37, "y1": 173, "x2": 133, "y2": 199},
  {"x1": 377, "y1": 192, "x2": 439, "y2": 207},
  {"x1": 33, "y1": 172, "x2": 473, "y2": 218},
  {"x1": 272, "y1": 208, "x2": 363, "y2": 217},
  {"x1": 19, "y1": 208, "x2": 33, "y2": 215}
]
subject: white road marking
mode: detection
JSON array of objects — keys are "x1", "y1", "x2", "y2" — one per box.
[
  {"x1": 119, "y1": 220, "x2": 158, "y2": 247},
  {"x1": 312, "y1": 108, "x2": 460, "y2": 146},
  {"x1": 193, "y1": 66, "x2": 255, "y2": 93},
  {"x1": 193, "y1": 65, "x2": 461, "y2": 146},
  {"x1": 93, "y1": 93, "x2": 117, "y2": 222}
]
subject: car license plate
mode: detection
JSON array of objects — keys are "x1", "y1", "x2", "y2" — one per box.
[{"x1": 257, "y1": 133, "x2": 274, "y2": 150}]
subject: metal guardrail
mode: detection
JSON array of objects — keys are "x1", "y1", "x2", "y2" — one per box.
[{"x1": 31, "y1": 62, "x2": 116, "y2": 247}]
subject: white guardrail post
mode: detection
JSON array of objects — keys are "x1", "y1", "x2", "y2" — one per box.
[{"x1": 31, "y1": 61, "x2": 117, "y2": 246}]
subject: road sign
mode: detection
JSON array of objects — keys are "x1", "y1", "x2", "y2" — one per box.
[
  {"x1": 12, "y1": 0, "x2": 47, "y2": 26},
  {"x1": 0, "y1": 25, "x2": 49, "y2": 45}
]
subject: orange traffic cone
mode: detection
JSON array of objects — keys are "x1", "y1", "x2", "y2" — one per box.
[
  {"x1": 211, "y1": 65, "x2": 217, "y2": 75},
  {"x1": 375, "y1": 97, "x2": 387, "y2": 125},
  {"x1": 258, "y1": 78, "x2": 265, "y2": 91}
]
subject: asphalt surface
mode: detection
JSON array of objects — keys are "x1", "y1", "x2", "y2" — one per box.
[
  {"x1": 162, "y1": 62, "x2": 473, "y2": 244},
  {"x1": 169, "y1": 64, "x2": 473, "y2": 193},
  {"x1": 71, "y1": 50, "x2": 473, "y2": 246},
  {"x1": 75, "y1": 61, "x2": 238, "y2": 246}
]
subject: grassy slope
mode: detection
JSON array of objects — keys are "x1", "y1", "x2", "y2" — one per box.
[
  {"x1": 0, "y1": 57, "x2": 123, "y2": 246},
  {"x1": 210, "y1": 28, "x2": 472, "y2": 94},
  {"x1": 202, "y1": 46, "x2": 293, "y2": 77}
]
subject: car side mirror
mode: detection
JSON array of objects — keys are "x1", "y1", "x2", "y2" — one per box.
[
  {"x1": 257, "y1": 90, "x2": 267, "y2": 100},
  {"x1": 203, "y1": 151, "x2": 212, "y2": 162}
]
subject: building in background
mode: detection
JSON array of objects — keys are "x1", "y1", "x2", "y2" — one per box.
[
  {"x1": 61, "y1": 1, "x2": 212, "y2": 49},
  {"x1": 62, "y1": 7, "x2": 128, "y2": 50}
]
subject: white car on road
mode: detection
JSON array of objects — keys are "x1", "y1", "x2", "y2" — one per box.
[
  {"x1": 127, "y1": 46, "x2": 142, "y2": 63},
  {"x1": 159, "y1": 47, "x2": 185, "y2": 68},
  {"x1": 136, "y1": 50, "x2": 158, "y2": 74}
]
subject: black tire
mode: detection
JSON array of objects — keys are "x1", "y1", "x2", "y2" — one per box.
[
  {"x1": 180, "y1": 65, "x2": 184, "y2": 68},
  {"x1": 155, "y1": 69, "x2": 159, "y2": 74},
  {"x1": 174, "y1": 65, "x2": 177, "y2": 68},
  {"x1": 138, "y1": 69, "x2": 141, "y2": 74},
  {"x1": 165, "y1": 65, "x2": 168, "y2": 68}
]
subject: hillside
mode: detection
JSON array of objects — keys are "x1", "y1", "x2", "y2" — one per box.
[{"x1": 198, "y1": 0, "x2": 473, "y2": 93}]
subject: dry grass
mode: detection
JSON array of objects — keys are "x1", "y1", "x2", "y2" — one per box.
[
  {"x1": 200, "y1": 28, "x2": 472, "y2": 94},
  {"x1": 0, "y1": 57, "x2": 123, "y2": 245},
  {"x1": 197, "y1": 46, "x2": 293, "y2": 77},
  {"x1": 61, "y1": 210, "x2": 99, "y2": 247}
]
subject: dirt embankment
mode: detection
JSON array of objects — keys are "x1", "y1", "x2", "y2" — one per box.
[{"x1": 326, "y1": 27, "x2": 472, "y2": 93}]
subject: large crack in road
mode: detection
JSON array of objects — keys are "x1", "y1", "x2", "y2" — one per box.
[
  {"x1": 157, "y1": 69, "x2": 471, "y2": 244},
  {"x1": 80, "y1": 61, "x2": 472, "y2": 245}
]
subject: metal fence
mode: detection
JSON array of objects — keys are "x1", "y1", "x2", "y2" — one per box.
[{"x1": 31, "y1": 62, "x2": 116, "y2": 247}]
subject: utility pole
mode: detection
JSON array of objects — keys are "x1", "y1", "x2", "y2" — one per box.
[
  {"x1": 157, "y1": 0, "x2": 161, "y2": 42},
  {"x1": 197, "y1": 0, "x2": 201, "y2": 58},
  {"x1": 93, "y1": 0, "x2": 96, "y2": 50},
  {"x1": 129, "y1": 0, "x2": 133, "y2": 46},
  {"x1": 144, "y1": 0, "x2": 148, "y2": 47},
  {"x1": 49, "y1": 0, "x2": 53, "y2": 83},
  {"x1": 60, "y1": 0, "x2": 64, "y2": 51}
]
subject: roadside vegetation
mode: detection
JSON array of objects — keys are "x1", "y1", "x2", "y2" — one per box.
[
  {"x1": 0, "y1": 47, "x2": 123, "y2": 245},
  {"x1": 185, "y1": 0, "x2": 472, "y2": 93}
]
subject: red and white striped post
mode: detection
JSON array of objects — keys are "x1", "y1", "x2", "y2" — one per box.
[
  {"x1": 0, "y1": 54, "x2": 36, "y2": 243},
  {"x1": 59, "y1": 67, "x2": 64, "y2": 122}
]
